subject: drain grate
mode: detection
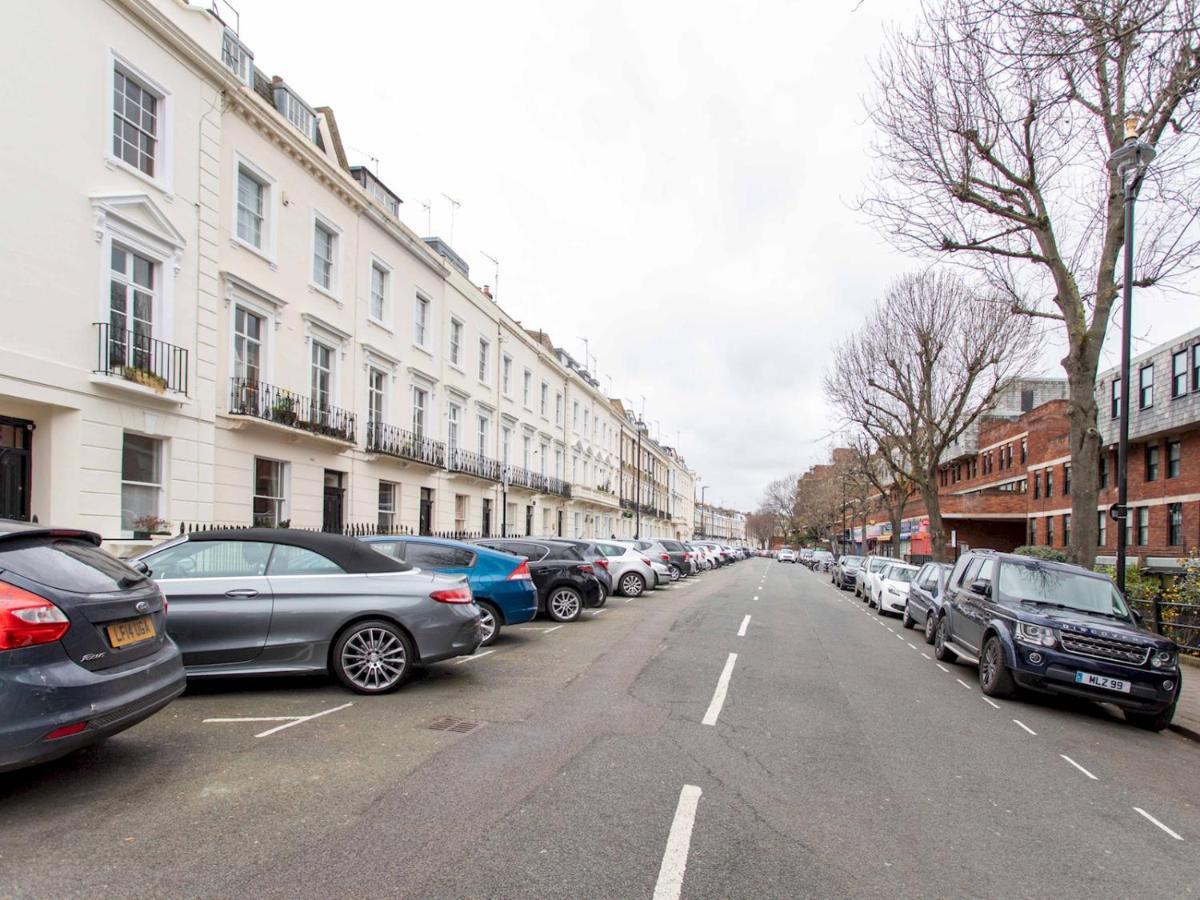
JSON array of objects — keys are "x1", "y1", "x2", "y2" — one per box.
[{"x1": 426, "y1": 716, "x2": 485, "y2": 735}]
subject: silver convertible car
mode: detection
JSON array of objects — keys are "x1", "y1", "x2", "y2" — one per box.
[{"x1": 133, "y1": 529, "x2": 483, "y2": 694}]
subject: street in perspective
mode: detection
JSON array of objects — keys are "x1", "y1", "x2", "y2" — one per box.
[{"x1": 3, "y1": 0, "x2": 1200, "y2": 898}]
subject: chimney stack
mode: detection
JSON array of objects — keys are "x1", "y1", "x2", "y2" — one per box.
[{"x1": 482, "y1": 285, "x2": 493, "y2": 299}]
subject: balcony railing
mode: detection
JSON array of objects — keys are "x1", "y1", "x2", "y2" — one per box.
[
  {"x1": 229, "y1": 378, "x2": 356, "y2": 442},
  {"x1": 94, "y1": 323, "x2": 189, "y2": 396},
  {"x1": 366, "y1": 420, "x2": 446, "y2": 468},
  {"x1": 505, "y1": 465, "x2": 544, "y2": 491},
  {"x1": 620, "y1": 498, "x2": 636, "y2": 512},
  {"x1": 545, "y1": 476, "x2": 572, "y2": 498},
  {"x1": 448, "y1": 447, "x2": 502, "y2": 481}
]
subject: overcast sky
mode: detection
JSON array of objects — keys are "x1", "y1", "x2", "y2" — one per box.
[{"x1": 239, "y1": 0, "x2": 1198, "y2": 511}]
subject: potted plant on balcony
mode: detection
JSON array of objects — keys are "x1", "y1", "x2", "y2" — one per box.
[
  {"x1": 131, "y1": 515, "x2": 171, "y2": 540},
  {"x1": 270, "y1": 394, "x2": 297, "y2": 426},
  {"x1": 121, "y1": 366, "x2": 167, "y2": 394}
]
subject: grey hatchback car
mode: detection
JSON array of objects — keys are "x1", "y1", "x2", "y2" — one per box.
[
  {"x1": 135, "y1": 529, "x2": 483, "y2": 694},
  {"x1": 1, "y1": 521, "x2": 186, "y2": 773}
]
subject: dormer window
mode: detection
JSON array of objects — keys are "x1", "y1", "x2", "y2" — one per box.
[
  {"x1": 272, "y1": 80, "x2": 317, "y2": 141},
  {"x1": 221, "y1": 29, "x2": 253, "y2": 85}
]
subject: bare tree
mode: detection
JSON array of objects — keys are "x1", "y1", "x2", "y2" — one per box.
[
  {"x1": 847, "y1": 431, "x2": 918, "y2": 559},
  {"x1": 746, "y1": 511, "x2": 778, "y2": 548},
  {"x1": 826, "y1": 270, "x2": 1038, "y2": 561},
  {"x1": 761, "y1": 474, "x2": 802, "y2": 541},
  {"x1": 864, "y1": 0, "x2": 1200, "y2": 565}
]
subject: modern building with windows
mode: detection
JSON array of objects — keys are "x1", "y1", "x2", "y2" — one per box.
[{"x1": 0, "y1": 0, "x2": 699, "y2": 547}]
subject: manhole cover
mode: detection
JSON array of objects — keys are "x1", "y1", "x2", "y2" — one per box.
[{"x1": 426, "y1": 716, "x2": 485, "y2": 735}]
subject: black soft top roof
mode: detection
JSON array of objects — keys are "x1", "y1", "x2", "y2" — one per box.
[
  {"x1": 187, "y1": 528, "x2": 411, "y2": 573},
  {"x1": 0, "y1": 518, "x2": 102, "y2": 546}
]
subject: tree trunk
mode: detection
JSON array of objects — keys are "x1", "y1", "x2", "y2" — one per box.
[
  {"x1": 1065, "y1": 342, "x2": 1103, "y2": 568},
  {"x1": 922, "y1": 478, "x2": 948, "y2": 562},
  {"x1": 890, "y1": 494, "x2": 907, "y2": 559}
]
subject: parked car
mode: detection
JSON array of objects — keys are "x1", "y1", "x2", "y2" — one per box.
[
  {"x1": 1, "y1": 521, "x2": 186, "y2": 773},
  {"x1": 136, "y1": 529, "x2": 482, "y2": 694},
  {"x1": 904, "y1": 561, "x2": 954, "y2": 643},
  {"x1": 934, "y1": 550, "x2": 1181, "y2": 730},
  {"x1": 657, "y1": 539, "x2": 693, "y2": 579},
  {"x1": 855, "y1": 555, "x2": 891, "y2": 600},
  {"x1": 811, "y1": 550, "x2": 835, "y2": 571},
  {"x1": 473, "y1": 538, "x2": 603, "y2": 622},
  {"x1": 777, "y1": 549, "x2": 798, "y2": 564},
  {"x1": 872, "y1": 562, "x2": 920, "y2": 615},
  {"x1": 534, "y1": 537, "x2": 614, "y2": 600},
  {"x1": 686, "y1": 543, "x2": 714, "y2": 571},
  {"x1": 798, "y1": 549, "x2": 814, "y2": 566},
  {"x1": 594, "y1": 541, "x2": 657, "y2": 597},
  {"x1": 616, "y1": 539, "x2": 675, "y2": 584},
  {"x1": 832, "y1": 555, "x2": 864, "y2": 590},
  {"x1": 359, "y1": 535, "x2": 537, "y2": 646}
]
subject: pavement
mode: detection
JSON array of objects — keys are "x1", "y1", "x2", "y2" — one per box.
[
  {"x1": 1, "y1": 560, "x2": 1197, "y2": 899},
  {"x1": 1173, "y1": 655, "x2": 1200, "y2": 741}
]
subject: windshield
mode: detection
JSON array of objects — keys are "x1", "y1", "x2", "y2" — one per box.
[
  {"x1": 842, "y1": 556, "x2": 863, "y2": 566},
  {"x1": 868, "y1": 559, "x2": 887, "y2": 572},
  {"x1": 997, "y1": 562, "x2": 1129, "y2": 618}
]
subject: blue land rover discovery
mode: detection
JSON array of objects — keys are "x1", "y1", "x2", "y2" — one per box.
[{"x1": 933, "y1": 550, "x2": 1180, "y2": 731}]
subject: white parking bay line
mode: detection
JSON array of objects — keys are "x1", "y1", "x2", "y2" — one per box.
[
  {"x1": 956, "y1": 678, "x2": 972, "y2": 691},
  {"x1": 921, "y1": 652, "x2": 932, "y2": 660},
  {"x1": 1134, "y1": 807, "x2": 1184, "y2": 841},
  {"x1": 543, "y1": 625, "x2": 564, "y2": 633},
  {"x1": 1060, "y1": 755, "x2": 1098, "y2": 781},
  {"x1": 654, "y1": 785, "x2": 704, "y2": 900},
  {"x1": 982, "y1": 697, "x2": 1001, "y2": 709},
  {"x1": 255, "y1": 702, "x2": 353, "y2": 739},
  {"x1": 935, "y1": 663, "x2": 950, "y2": 673},
  {"x1": 454, "y1": 649, "x2": 497, "y2": 665},
  {"x1": 592, "y1": 608, "x2": 608, "y2": 616},
  {"x1": 702, "y1": 653, "x2": 739, "y2": 726},
  {"x1": 204, "y1": 716, "x2": 303, "y2": 723},
  {"x1": 906, "y1": 642, "x2": 918, "y2": 650},
  {"x1": 1013, "y1": 719, "x2": 1038, "y2": 736},
  {"x1": 737, "y1": 615, "x2": 751, "y2": 637}
]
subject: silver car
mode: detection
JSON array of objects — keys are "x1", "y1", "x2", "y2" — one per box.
[
  {"x1": 615, "y1": 539, "x2": 674, "y2": 586},
  {"x1": 595, "y1": 541, "x2": 657, "y2": 596},
  {"x1": 134, "y1": 529, "x2": 482, "y2": 694}
]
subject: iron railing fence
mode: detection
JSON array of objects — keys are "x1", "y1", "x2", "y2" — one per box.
[
  {"x1": 229, "y1": 378, "x2": 355, "y2": 442},
  {"x1": 94, "y1": 322, "x2": 189, "y2": 395},
  {"x1": 366, "y1": 420, "x2": 446, "y2": 468}
]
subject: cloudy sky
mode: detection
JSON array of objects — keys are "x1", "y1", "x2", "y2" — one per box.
[{"x1": 238, "y1": 0, "x2": 1198, "y2": 511}]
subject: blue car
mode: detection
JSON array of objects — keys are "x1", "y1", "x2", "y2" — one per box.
[{"x1": 360, "y1": 536, "x2": 537, "y2": 646}]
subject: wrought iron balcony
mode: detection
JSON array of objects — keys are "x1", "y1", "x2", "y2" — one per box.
[
  {"x1": 545, "y1": 476, "x2": 572, "y2": 498},
  {"x1": 94, "y1": 323, "x2": 189, "y2": 396},
  {"x1": 620, "y1": 497, "x2": 637, "y2": 512},
  {"x1": 229, "y1": 377, "x2": 356, "y2": 442},
  {"x1": 505, "y1": 465, "x2": 544, "y2": 491},
  {"x1": 448, "y1": 447, "x2": 502, "y2": 481},
  {"x1": 366, "y1": 420, "x2": 446, "y2": 468}
]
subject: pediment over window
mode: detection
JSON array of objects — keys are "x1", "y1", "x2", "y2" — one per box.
[{"x1": 91, "y1": 193, "x2": 186, "y2": 257}]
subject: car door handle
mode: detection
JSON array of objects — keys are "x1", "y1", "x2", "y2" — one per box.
[{"x1": 225, "y1": 589, "x2": 259, "y2": 598}]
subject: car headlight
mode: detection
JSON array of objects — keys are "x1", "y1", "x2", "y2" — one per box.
[
  {"x1": 1151, "y1": 650, "x2": 1177, "y2": 670},
  {"x1": 1015, "y1": 621, "x2": 1056, "y2": 648},
  {"x1": 886, "y1": 586, "x2": 903, "y2": 595}
]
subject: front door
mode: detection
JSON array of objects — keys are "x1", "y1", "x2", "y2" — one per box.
[
  {"x1": 556, "y1": 509, "x2": 564, "y2": 537},
  {"x1": 419, "y1": 487, "x2": 434, "y2": 535},
  {"x1": 0, "y1": 417, "x2": 33, "y2": 521},
  {"x1": 525, "y1": 505, "x2": 534, "y2": 537},
  {"x1": 323, "y1": 470, "x2": 345, "y2": 533},
  {"x1": 482, "y1": 497, "x2": 493, "y2": 537}
]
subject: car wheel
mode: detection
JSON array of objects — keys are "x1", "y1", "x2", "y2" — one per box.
[
  {"x1": 332, "y1": 619, "x2": 413, "y2": 694},
  {"x1": 902, "y1": 606, "x2": 914, "y2": 629},
  {"x1": 875, "y1": 597, "x2": 887, "y2": 616},
  {"x1": 1125, "y1": 708, "x2": 1175, "y2": 732},
  {"x1": 933, "y1": 616, "x2": 958, "y2": 663},
  {"x1": 979, "y1": 635, "x2": 1015, "y2": 698},
  {"x1": 619, "y1": 572, "x2": 646, "y2": 597},
  {"x1": 476, "y1": 601, "x2": 502, "y2": 647},
  {"x1": 923, "y1": 612, "x2": 937, "y2": 645},
  {"x1": 546, "y1": 587, "x2": 583, "y2": 622},
  {"x1": 669, "y1": 564, "x2": 682, "y2": 579}
]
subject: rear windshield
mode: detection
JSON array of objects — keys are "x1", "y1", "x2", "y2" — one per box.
[
  {"x1": 0, "y1": 539, "x2": 145, "y2": 593},
  {"x1": 597, "y1": 543, "x2": 626, "y2": 557}
]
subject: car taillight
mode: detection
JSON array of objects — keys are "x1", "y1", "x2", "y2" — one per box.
[
  {"x1": 641, "y1": 557, "x2": 652, "y2": 566},
  {"x1": 579, "y1": 564, "x2": 594, "y2": 574},
  {"x1": 595, "y1": 558, "x2": 609, "y2": 570},
  {"x1": 507, "y1": 561, "x2": 532, "y2": 581},
  {"x1": 661, "y1": 554, "x2": 670, "y2": 562},
  {"x1": 430, "y1": 587, "x2": 474, "y2": 604},
  {"x1": 0, "y1": 583, "x2": 70, "y2": 650},
  {"x1": 683, "y1": 552, "x2": 691, "y2": 560},
  {"x1": 43, "y1": 722, "x2": 88, "y2": 741}
]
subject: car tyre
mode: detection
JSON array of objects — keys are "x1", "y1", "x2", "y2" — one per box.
[
  {"x1": 476, "y1": 601, "x2": 502, "y2": 647},
  {"x1": 933, "y1": 616, "x2": 958, "y2": 663},
  {"x1": 332, "y1": 619, "x2": 413, "y2": 695},
  {"x1": 546, "y1": 587, "x2": 583, "y2": 622},
  {"x1": 1125, "y1": 708, "x2": 1175, "y2": 732},
  {"x1": 979, "y1": 635, "x2": 1015, "y2": 698},
  {"x1": 619, "y1": 572, "x2": 646, "y2": 597},
  {"x1": 669, "y1": 564, "x2": 682, "y2": 579},
  {"x1": 923, "y1": 612, "x2": 937, "y2": 645},
  {"x1": 902, "y1": 606, "x2": 914, "y2": 629}
]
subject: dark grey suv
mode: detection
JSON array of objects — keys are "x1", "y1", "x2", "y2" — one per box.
[{"x1": 0, "y1": 521, "x2": 186, "y2": 773}]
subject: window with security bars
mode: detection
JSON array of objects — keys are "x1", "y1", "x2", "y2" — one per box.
[{"x1": 113, "y1": 66, "x2": 158, "y2": 176}]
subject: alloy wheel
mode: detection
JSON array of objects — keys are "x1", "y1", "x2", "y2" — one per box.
[
  {"x1": 620, "y1": 573, "x2": 645, "y2": 596},
  {"x1": 341, "y1": 627, "x2": 407, "y2": 692},
  {"x1": 924, "y1": 613, "x2": 936, "y2": 643},
  {"x1": 478, "y1": 605, "x2": 497, "y2": 644},
  {"x1": 549, "y1": 589, "x2": 581, "y2": 620},
  {"x1": 981, "y1": 640, "x2": 1000, "y2": 689}
]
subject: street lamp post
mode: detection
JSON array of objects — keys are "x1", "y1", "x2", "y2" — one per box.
[
  {"x1": 700, "y1": 485, "x2": 708, "y2": 538},
  {"x1": 634, "y1": 419, "x2": 645, "y2": 539},
  {"x1": 1108, "y1": 115, "x2": 1156, "y2": 596}
]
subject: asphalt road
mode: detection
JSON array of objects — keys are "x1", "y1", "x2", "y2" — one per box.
[{"x1": 2, "y1": 560, "x2": 1197, "y2": 899}]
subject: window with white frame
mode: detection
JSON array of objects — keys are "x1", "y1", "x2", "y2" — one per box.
[
  {"x1": 312, "y1": 219, "x2": 337, "y2": 291},
  {"x1": 233, "y1": 306, "x2": 264, "y2": 384},
  {"x1": 108, "y1": 244, "x2": 156, "y2": 371},
  {"x1": 540, "y1": 382, "x2": 548, "y2": 416},
  {"x1": 455, "y1": 494, "x2": 468, "y2": 532},
  {"x1": 555, "y1": 448, "x2": 563, "y2": 480},
  {"x1": 112, "y1": 63, "x2": 160, "y2": 177},
  {"x1": 412, "y1": 386, "x2": 428, "y2": 437},
  {"x1": 310, "y1": 340, "x2": 333, "y2": 412},
  {"x1": 555, "y1": 393, "x2": 563, "y2": 425},
  {"x1": 221, "y1": 29, "x2": 253, "y2": 84},
  {"x1": 523, "y1": 370, "x2": 532, "y2": 406},
  {"x1": 477, "y1": 414, "x2": 490, "y2": 456},
  {"x1": 573, "y1": 401, "x2": 579, "y2": 430},
  {"x1": 502, "y1": 355, "x2": 513, "y2": 395},
  {"x1": 502, "y1": 425, "x2": 512, "y2": 464},
  {"x1": 378, "y1": 481, "x2": 397, "y2": 531},
  {"x1": 414, "y1": 295, "x2": 429, "y2": 347},
  {"x1": 584, "y1": 409, "x2": 590, "y2": 434},
  {"x1": 449, "y1": 318, "x2": 463, "y2": 367},
  {"x1": 523, "y1": 435, "x2": 532, "y2": 469},
  {"x1": 253, "y1": 457, "x2": 287, "y2": 527},
  {"x1": 447, "y1": 402, "x2": 461, "y2": 451},
  {"x1": 369, "y1": 262, "x2": 389, "y2": 323},
  {"x1": 478, "y1": 337, "x2": 491, "y2": 382},
  {"x1": 121, "y1": 433, "x2": 162, "y2": 532},
  {"x1": 236, "y1": 166, "x2": 266, "y2": 248},
  {"x1": 367, "y1": 367, "x2": 387, "y2": 427},
  {"x1": 539, "y1": 442, "x2": 549, "y2": 475}
]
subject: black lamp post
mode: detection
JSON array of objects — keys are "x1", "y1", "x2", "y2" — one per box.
[
  {"x1": 700, "y1": 484, "x2": 708, "y2": 538},
  {"x1": 1108, "y1": 115, "x2": 1156, "y2": 595},
  {"x1": 634, "y1": 418, "x2": 646, "y2": 539}
]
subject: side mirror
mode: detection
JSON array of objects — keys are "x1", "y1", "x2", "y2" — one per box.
[
  {"x1": 131, "y1": 559, "x2": 152, "y2": 577},
  {"x1": 1131, "y1": 609, "x2": 1143, "y2": 624},
  {"x1": 970, "y1": 579, "x2": 992, "y2": 598}
]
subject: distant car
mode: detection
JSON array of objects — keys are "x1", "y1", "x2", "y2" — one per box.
[
  {"x1": 778, "y1": 549, "x2": 797, "y2": 563},
  {"x1": 359, "y1": 536, "x2": 537, "y2": 646},
  {"x1": 811, "y1": 550, "x2": 835, "y2": 571},
  {"x1": 1, "y1": 521, "x2": 186, "y2": 773},
  {"x1": 799, "y1": 549, "x2": 815, "y2": 566},
  {"x1": 904, "y1": 561, "x2": 954, "y2": 643},
  {"x1": 594, "y1": 541, "x2": 657, "y2": 597},
  {"x1": 616, "y1": 539, "x2": 674, "y2": 585},
  {"x1": 657, "y1": 540, "x2": 693, "y2": 579},
  {"x1": 473, "y1": 538, "x2": 603, "y2": 622},
  {"x1": 872, "y1": 562, "x2": 920, "y2": 616},
  {"x1": 832, "y1": 555, "x2": 864, "y2": 590},
  {"x1": 136, "y1": 529, "x2": 482, "y2": 694},
  {"x1": 935, "y1": 550, "x2": 1181, "y2": 730}
]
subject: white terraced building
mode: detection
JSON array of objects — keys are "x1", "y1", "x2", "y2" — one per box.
[{"x1": 0, "y1": 0, "x2": 699, "y2": 548}]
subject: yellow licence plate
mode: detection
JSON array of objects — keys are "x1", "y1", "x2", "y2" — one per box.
[{"x1": 106, "y1": 615, "x2": 156, "y2": 649}]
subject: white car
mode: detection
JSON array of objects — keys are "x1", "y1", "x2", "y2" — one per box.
[
  {"x1": 855, "y1": 555, "x2": 890, "y2": 600},
  {"x1": 614, "y1": 539, "x2": 674, "y2": 586},
  {"x1": 778, "y1": 548, "x2": 797, "y2": 563},
  {"x1": 872, "y1": 562, "x2": 921, "y2": 615},
  {"x1": 595, "y1": 540, "x2": 658, "y2": 597}
]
